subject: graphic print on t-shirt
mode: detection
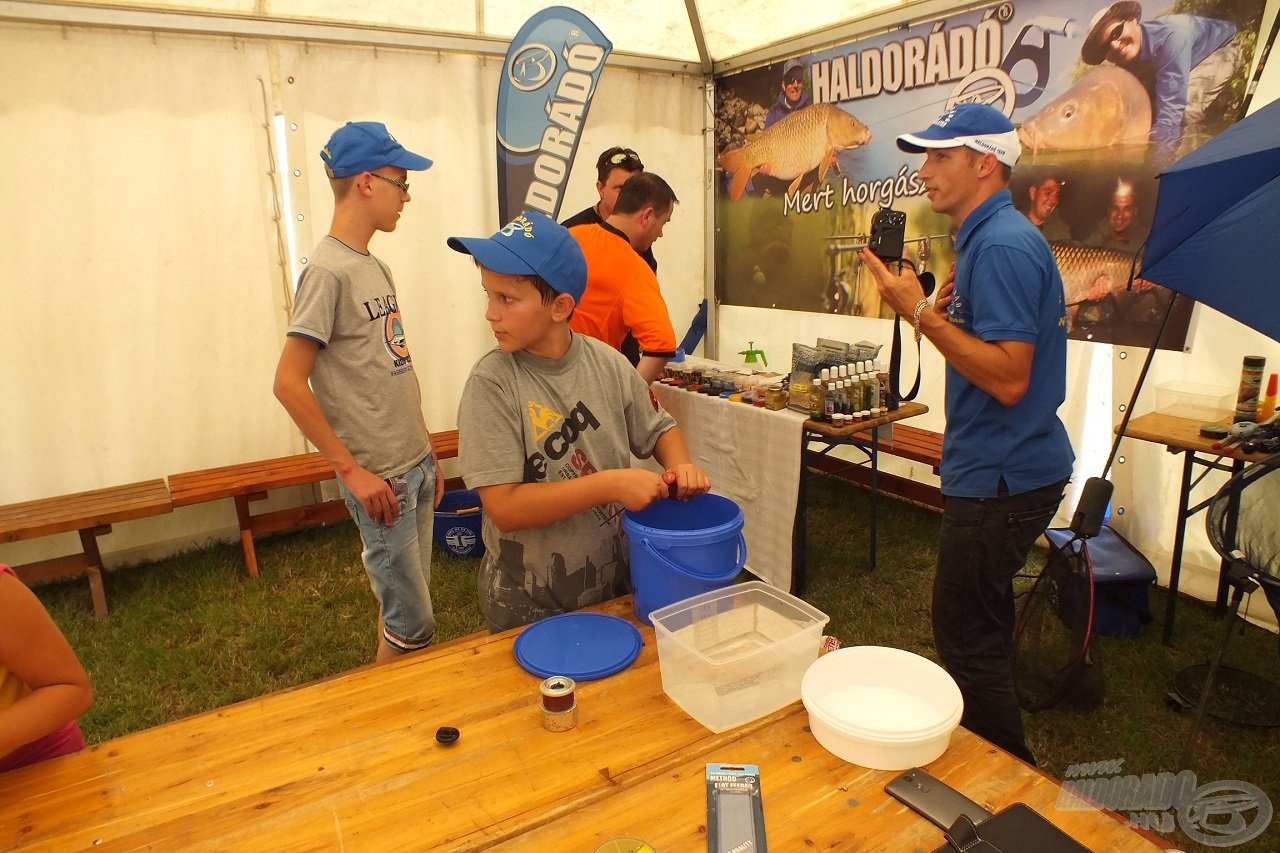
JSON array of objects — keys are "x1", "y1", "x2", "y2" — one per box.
[{"x1": 527, "y1": 400, "x2": 563, "y2": 442}]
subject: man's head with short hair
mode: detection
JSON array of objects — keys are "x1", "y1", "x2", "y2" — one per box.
[
  {"x1": 1108, "y1": 179, "x2": 1138, "y2": 239},
  {"x1": 1028, "y1": 174, "x2": 1065, "y2": 225},
  {"x1": 611, "y1": 173, "x2": 678, "y2": 252},
  {"x1": 593, "y1": 146, "x2": 645, "y2": 219},
  {"x1": 1082, "y1": 1, "x2": 1143, "y2": 65}
]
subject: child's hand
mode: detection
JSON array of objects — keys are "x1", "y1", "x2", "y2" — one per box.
[
  {"x1": 609, "y1": 469, "x2": 669, "y2": 511},
  {"x1": 663, "y1": 464, "x2": 711, "y2": 500}
]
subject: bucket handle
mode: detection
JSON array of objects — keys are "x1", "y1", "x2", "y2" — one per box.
[{"x1": 641, "y1": 532, "x2": 747, "y2": 578}]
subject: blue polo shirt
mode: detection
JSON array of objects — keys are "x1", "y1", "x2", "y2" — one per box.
[{"x1": 941, "y1": 189, "x2": 1074, "y2": 498}]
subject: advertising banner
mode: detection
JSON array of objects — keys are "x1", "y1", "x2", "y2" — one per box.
[
  {"x1": 713, "y1": 0, "x2": 1268, "y2": 349},
  {"x1": 496, "y1": 8, "x2": 612, "y2": 224}
]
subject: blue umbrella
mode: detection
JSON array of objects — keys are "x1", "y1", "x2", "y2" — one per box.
[{"x1": 1142, "y1": 99, "x2": 1280, "y2": 343}]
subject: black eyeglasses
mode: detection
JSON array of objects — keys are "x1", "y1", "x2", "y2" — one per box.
[
  {"x1": 784, "y1": 74, "x2": 804, "y2": 85},
  {"x1": 370, "y1": 172, "x2": 410, "y2": 194},
  {"x1": 1107, "y1": 21, "x2": 1125, "y2": 46}
]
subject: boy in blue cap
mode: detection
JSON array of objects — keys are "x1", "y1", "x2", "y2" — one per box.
[
  {"x1": 274, "y1": 121, "x2": 444, "y2": 663},
  {"x1": 860, "y1": 103, "x2": 1074, "y2": 765},
  {"x1": 449, "y1": 211, "x2": 711, "y2": 632}
]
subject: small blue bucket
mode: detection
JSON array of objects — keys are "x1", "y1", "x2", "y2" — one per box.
[
  {"x1": 434, "y1": 489, "x2": 485, "y2": 559},
  {"x1": 622, "y1": 493, "x2": 747, "y2": 625}
]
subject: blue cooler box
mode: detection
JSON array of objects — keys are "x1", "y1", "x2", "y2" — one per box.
[
  {"x1": 1045, "y1": 526, "x2": 1156, "y2": 637},
  {"x1": 434, "y1": 489, "x2": 485, "y2": 559}
]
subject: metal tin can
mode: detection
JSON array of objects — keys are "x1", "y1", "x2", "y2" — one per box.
[{"x1": 540, "y1": 676, "x2": 577, "y2": 732}]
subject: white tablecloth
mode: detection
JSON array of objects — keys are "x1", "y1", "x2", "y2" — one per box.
[{"x1": 651, "y1": 381, "x2": 807, "y2": 589}]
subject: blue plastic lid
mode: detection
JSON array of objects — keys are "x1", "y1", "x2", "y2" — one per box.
[{"x1": 513, "y1": 612, "x2": 642, "y2": 681}]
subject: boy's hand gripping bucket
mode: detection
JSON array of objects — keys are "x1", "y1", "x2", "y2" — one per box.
[{"x1": 622, "y1": 493, "x2": 746, "y2": 625}]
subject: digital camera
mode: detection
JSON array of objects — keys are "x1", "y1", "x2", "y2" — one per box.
[{"x1": 869, "y1": 206, "x2": 907, "y2": 261}]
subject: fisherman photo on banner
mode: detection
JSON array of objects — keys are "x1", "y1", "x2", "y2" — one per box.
[{"x1": 712, "y1": 0, "x2": 1268, "y2": 349}]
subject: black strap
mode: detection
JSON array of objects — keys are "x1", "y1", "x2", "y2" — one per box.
[
  {"x1": 889, "y1": 311, "x2": 923, "y2": 408},
  {"x1": 887, "y1": 258, "x2": 929, "y2": 409}
]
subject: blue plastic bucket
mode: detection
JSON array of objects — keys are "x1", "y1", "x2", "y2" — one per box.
[
  {"x1": 622, "y1": 493, "x2": 747, "y2": 625},
  {"x1": 433, "y1": 489, "x2": 485, "y2": 559}
]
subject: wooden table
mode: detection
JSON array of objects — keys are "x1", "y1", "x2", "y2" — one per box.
[
  {"x1": 1117, "y1": 411, "x2": 1272, "y2": 643},
  {"x1": 0, "y1": 597, "x2": 1166, "y2": 851}
]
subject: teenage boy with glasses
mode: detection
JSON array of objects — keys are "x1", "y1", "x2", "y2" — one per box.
[{"x1": 274, "y1": 121, "x2": 443, "y2": 664}]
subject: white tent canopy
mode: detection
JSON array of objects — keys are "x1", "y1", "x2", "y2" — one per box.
[{"x1": 2, "y1": 0, "x2": 1279, "y2": 630}]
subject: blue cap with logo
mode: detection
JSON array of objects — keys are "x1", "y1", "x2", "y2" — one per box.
[
  {"x1": 447, "y1": 211, "x2": 588, "y2": 304},
  {"x1": 320, "y1": 121, "x2": 433, "y2": 178},
  {"x1": 896, "y1": 103, "x2": 1022, "y2": 168}
]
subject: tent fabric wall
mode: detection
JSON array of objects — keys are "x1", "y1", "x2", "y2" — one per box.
[{"x1": 0, "y1": 19, "x2": 706, "y2": 566}]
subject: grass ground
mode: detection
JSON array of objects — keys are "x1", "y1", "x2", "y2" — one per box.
[{"x1": 30, "y1": 472, "x2": 1280, "y2": 851}]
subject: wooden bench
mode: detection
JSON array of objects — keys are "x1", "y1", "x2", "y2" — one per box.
[
  {"x1": 167, "y1": 431, "x2": 460, "y2": 578},
  {"x1": 806, "y1": 423, "x2": 945, "y2": 509},
  {"x1": 0, "y1": 480, "x2": 173, "y2": 614}
]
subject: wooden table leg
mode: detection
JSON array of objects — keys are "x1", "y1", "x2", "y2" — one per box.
[
  {"x1": 233, "y1": 495, "x2": 260, "y2": 578},
  {"x1": 77, "y1": 526, "x2": 109, "y2": 616}
]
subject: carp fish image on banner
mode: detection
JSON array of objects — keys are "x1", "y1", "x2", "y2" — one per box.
[
  {"x1": 718, "y1": 103, "x2": 872, "y2": 200},
  {"x1": 1050, "y1": 241, "x2": 1155, "y2": 307},
  {"x1": 1017, "y1": 66, "x2": 1152, "y2": 153}
]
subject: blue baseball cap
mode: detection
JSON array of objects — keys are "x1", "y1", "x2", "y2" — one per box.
[
  {"x1": 447, "y1": 211, "x2": 588, "y2": 304},
  {"x1": 320, "y1": 121, "x2": 433, "y2": 178},
  {"x1": 897, "y1": 103, "x2": 1022, "y2": 168}
]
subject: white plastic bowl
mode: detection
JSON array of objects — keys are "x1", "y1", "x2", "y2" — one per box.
[{"x1": 801, "y1": 646, "x2": 963, "y2": 770}]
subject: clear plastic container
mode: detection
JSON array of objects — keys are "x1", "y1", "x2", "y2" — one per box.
[
  {"x1": 650, "y1": 581, "x2": 830, "y2": 733},
  {"x1": 1155, "y1": 381, "x2": 1233, "y2": 422}
]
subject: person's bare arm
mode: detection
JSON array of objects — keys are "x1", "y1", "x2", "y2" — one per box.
[
  {"x1": 652, "y1": 428, "x2": 711, "y2": 499},
  {"x1": 273, "y1": 336, "x2": 399, "y2": 523},
  {"x1": 0, "y1": 574, "x2": 93, "y2": 755},
  {"x1": 636, "y1": 355, "x2": 670, "y2": 384},
  {"x1": 478, "y1": 468, "x2": 668, "y2": 533},
  {"x1": 860, "y1": 250, "x2": 1034, "y2": 406}
]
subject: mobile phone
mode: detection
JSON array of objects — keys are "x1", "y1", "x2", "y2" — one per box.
[
  {"x1": 884, "y1": 767, "x2": 992, "y2": 830},
  {"x1": 869, "y1": 206, "x2": 907, "y2": 261}
]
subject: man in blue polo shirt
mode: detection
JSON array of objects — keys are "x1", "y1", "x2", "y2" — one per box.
[{"x1": 861, "y1": 104, "x2": 1074, "y2": 764}]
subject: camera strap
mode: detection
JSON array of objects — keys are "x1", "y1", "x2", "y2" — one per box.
[
  {"x1": 889, "y1": 316, "x2": 922, "y2": 408},
  {"x1": 887, "y1": 259, "x2": 931, "y2": 408}
]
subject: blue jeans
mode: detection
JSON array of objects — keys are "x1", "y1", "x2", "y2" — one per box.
[
  {"x1": 933, "y1": 478, "x2": 1068, "y2": 764},
  {"x1": 340, "y1": 455, "x2": 437, "y2": 652}
]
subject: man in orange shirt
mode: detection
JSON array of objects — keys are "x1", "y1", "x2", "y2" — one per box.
[{"x1": 568, "y1": 173, "x2": 678, "y2": 383}]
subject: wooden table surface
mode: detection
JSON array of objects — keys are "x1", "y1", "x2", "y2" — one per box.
[
  {"x1": 1118, "y1": 411, "x2": 1273, "y2": 461},
  {"x1": 0, "y1": 597, "x2": 1166, "y2": 851},
  {"x1": 803, "y1": 401, "x2": 930, "y2": 440}
]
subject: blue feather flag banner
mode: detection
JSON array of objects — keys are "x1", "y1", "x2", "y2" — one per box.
[{"x1": 496, "y1": 7, "x2": 612, "y2": 224}]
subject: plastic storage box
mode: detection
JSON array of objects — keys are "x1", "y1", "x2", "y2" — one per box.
[
  {"x1": 433, "y1": 489, "x2": 485, "y2": 559},
  {"x1": 1155, "y1": 381, "x2": 1233, "y2": 422},
  {"x1": 649, "y1": 580, "x2": 830, "y2": 733}
]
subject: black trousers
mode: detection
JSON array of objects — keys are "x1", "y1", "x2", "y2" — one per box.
[{"x1": 933, "y1": 478, "x2": 1068, "y2": 765}]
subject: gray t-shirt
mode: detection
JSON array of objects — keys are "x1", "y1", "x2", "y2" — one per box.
[
  {"x1": 458, "y1": 333, "x2": 676, "y2": 631},
  {"x1": 287, "y1": 236, "x2": 430, "y2": 478}
]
